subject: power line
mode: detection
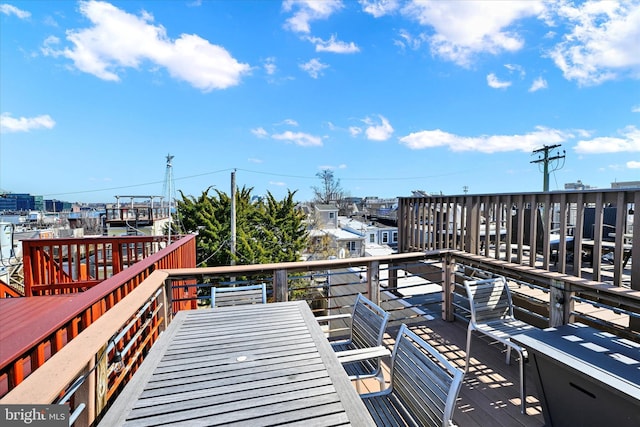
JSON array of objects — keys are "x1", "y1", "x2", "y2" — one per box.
[
  {"x1": 39, "y1": 166, "x2": 484, "y2": 199},
  {"x1": 530, "y1": 144, "x2": 566, "y2": 192}
]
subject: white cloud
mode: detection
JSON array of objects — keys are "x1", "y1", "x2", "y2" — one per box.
[
  {"x1": 248, "y1": 158, "x2": 263, "y2": 164},
  {"x1": 272, "y1": 130, "x2": 323, "y2": 147},
  {"x1": 41, "y1": 1, "x2": 250, "y2": 92},
  {"x1": 487, "y1": 73, "x2": 511, "y2": 89},
  {"x1": 0, "y1": 4, "x2": 30, "y2": 19},
  {"x1": 318, "y1": 164, "x2": 347, "y2": 171},
  {"x1": 627, "y1": 160, "x2": 640, "y2": 168},
  {"x1": 529, "y1": 76, "x2": 548, "y2": 92},
  {"x1": 307, "y1": 35, "x2": 360, "y2": 53},
  {"x1": 549, "y1": 1, "x2": 640, "y2": 86},
  {"x1": 282, "y1": 0, "x2": 343, "y2": 33},
  {"x1": 299, "y1": 58, "x2": 329, "y2": 78},
  {"x1": 394, "y1": 29, "x2": 429, "y2": 51},
  {"x1": 349, "y1": 126, "x2": 362, "y2": 137},
  {"x1": 359, "y1": 0, "x2": 400, "y2": 18},
  {"x1": 251, "y1": 127, "x2": 268, "y2": 138},
  {"x1": 269, "y1": 180, "x2": 286, "y2": 186},
  {"x1": 632, "y1": 105, "x2": 640, "y2": 113},
  {"x1": 505, "y1": 63, "x2": 525, "y2": 78},
  {"x1": 264, "y1": 57, "x2": 277, "y2": 75},
  {"x1": 282, "y1": 119, "x2": 299, "y2": 126},
  {"x1": 363, "y1": 115, "x2": 394, "y2": 141},
  {"x1": 399, "y1": 126, "x2": 570, "y2": 154},
  {"x1": 574, "y1": 126, "x2": 640, "y2": 153},
  {"x1": 0, "y1": 113, "x2": 55, "y2": 133},
  {"x1": 402, "y1": 1, "x2": 545, "y2": 66}
]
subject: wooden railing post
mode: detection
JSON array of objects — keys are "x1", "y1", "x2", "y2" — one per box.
[
  {"x1": 630, "y1": 190, "x2": 640, "y2": 332},
  {"x1": 388, "y1": 263, "x2": 398, "y2": 298},
  {"x1": 367, "y1": 261, "x2": 380, "y2": 305},
  {"x1": 274, "y1": 269, "x2": 288, "y2": 302},
  {"x1": 95, "y1": 344, "x2": 108, "y2": 418},
  {"x1": 162, "y1": 279, "x2": 172, "y2": 328},
  {"x1": 442, "y1": 252, "x2": 456, "y2": 321},
  {"x1": 74, "y1": 361, "x2": 95, "y2": 427},
  {"x1": 549, "y1": 279, "x2": 573, "y2": 327}
]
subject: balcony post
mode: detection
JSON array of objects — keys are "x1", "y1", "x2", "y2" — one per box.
[
  {"x1": 74, "y1": 360, "x2": 96, "y2": 427},
  {"x1": 442, "y1": 252, "x2": 456, "y2": 321},
  {"x1": 161, "y1": 279, "x2": 172, "y2": 329},
  {"x1": 366, "y1": 260, "x2": 380, "y2": 305},
  {"x1": 549, "y1": 279, "x2": 572, "y2": 327},
  {"x1": 274, "y1": 269, "x2": 288, "y2": 302}
]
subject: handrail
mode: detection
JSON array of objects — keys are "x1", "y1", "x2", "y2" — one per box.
[
  {"x1": 0, "y1": 270, "x2": 170, "y2": 426},
  {"x1": 398, "y1": 189, "x2": 639, "y2": 289},
  {"x1": 443, "y1": 251, "x2": 640, "y2": 340},
  {"x1": 0, "y1": 235, "x2": 196, "y2": 398}
]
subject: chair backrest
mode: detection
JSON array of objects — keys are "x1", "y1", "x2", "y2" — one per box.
[
  {"x1": 211, "y1": 283, "x2": 267, "y2": 307},
  {"x1": 389, "y1": 324, "x2": 464, "y2": 427},
  {"x1": 464, "y1": 277, "x2": 514, "y2": 325},
  {"x1": 349, "y1": 293, "x2": 390, "y2": 350}
]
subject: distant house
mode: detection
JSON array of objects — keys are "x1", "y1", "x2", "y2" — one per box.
[
  {"x1": 313, "y1": 204, "x2": 339, "y2": 229},
  {"x1": 305, "y1": 204, "x2": 365, "y2": 259},
  {"x1": 339, "y1": 216, "x2": 398, "y2": 251}
]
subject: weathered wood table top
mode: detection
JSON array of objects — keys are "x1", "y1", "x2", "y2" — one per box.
[{"x1": 100, "y1": 301, "x2": 375, "y2": 426}]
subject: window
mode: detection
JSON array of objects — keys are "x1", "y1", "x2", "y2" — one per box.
[
  {"x1": 382, "y1": 232, "x2": 389, "y2": 243},
  {"x1": 369, "y1": 234, "x2": 375, "y2": 243},
  {"x1": 392, "y1": 231, "x2": 398, "y2": 242},
  {"x1": 329, "y1": 212, "x2": 335, "y2": 219},
  {"x1": 348, "y1": 241, "x2": 356, "y2": 251}
]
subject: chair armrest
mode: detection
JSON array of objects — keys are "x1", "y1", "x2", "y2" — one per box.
[
  {"x1": 335, "y1": 346, "x2": 391, "y2": 364},
  {"x1": 316, "y1": 313, "x2": 352, "y2": 323}
]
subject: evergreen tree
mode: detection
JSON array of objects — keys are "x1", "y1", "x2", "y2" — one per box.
[{"x1": 176, "y1": 186, "x2": 307, "y2": 267}]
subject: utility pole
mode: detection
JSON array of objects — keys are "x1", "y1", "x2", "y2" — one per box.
[
  {"x1": 230, "y1": 169, "x2": 236, "y2": 266},
  {"x1": 531, "y1": 144, "x2": 565, "y2": 192}
]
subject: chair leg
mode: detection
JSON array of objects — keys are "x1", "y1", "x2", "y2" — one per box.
[
  {"x1": 464, "y1": 328, "x2": 473, "y2": 373},
  {"x1": 506, "y1": 346, "x2": 512, "y2": 364},
  {"x1": 517, "y1": 348, "x2": 527, "y2": 415}
]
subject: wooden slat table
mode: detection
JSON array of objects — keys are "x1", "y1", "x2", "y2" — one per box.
[{"x1": 100, "y1": 301, "x2": 375, "y2": 426}]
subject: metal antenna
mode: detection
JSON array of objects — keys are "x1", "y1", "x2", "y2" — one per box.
[
  {"x1": 531, "y1": 144, "x2": 566, "y2": 191},
  {"x1": 163, "y1": 154, "x2": 175, "y2": 244}
]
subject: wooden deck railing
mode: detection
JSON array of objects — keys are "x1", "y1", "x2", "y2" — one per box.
[
  {"x1": 3, "y1": 250, "x2": 639, "y2": 426},
  {"x1": 398, "y1": 189, "x2": 639, "y2": 288},
  {"x1": 0, "y1": 235, "x2": 196, "y2": 399},
  {"x1": 21, "y1": 235, "x2": 176, "y2": 296}
]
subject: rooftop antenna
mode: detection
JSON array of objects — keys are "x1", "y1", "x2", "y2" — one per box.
[
  {"x1": 163, "y1": 154, "x2": 175, "y2": 244},
  {"x1": 531, "y1": 144, "x2": 565, "y2": 192}
]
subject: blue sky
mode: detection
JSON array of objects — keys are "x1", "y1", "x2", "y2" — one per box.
[{"x1": 1, "y1": 0, "x2": 639, "y2": 204}]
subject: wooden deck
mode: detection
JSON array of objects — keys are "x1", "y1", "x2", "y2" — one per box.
[{"x1": 355, "y1": 316, "x2": 545, "y2": 427}]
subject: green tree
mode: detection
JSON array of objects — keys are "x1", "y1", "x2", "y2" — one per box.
[{"x1": 176, "y1": 186, "x2": 308, "y2": 267}]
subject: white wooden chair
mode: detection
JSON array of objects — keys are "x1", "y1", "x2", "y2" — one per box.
[
  {"x1": 463, "y1": 276, "x2": 537, "y2": 414},
  {"x1": 211, "y1": 283, "x2": 267, "y2": 307},
  {"x1": 316, "y1": 293, "x2": 390, "y2": 386},
  {"x1": 360, "y1": 324, "x2": 464, "y2": 427}
]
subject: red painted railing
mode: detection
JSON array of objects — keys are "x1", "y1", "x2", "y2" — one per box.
[
  {"x1": 21, "y1": 236, "x2": 176, "y2": 296},
  {"x1": 0, "y1": 234, "x2": 197, "y2": 398}
]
